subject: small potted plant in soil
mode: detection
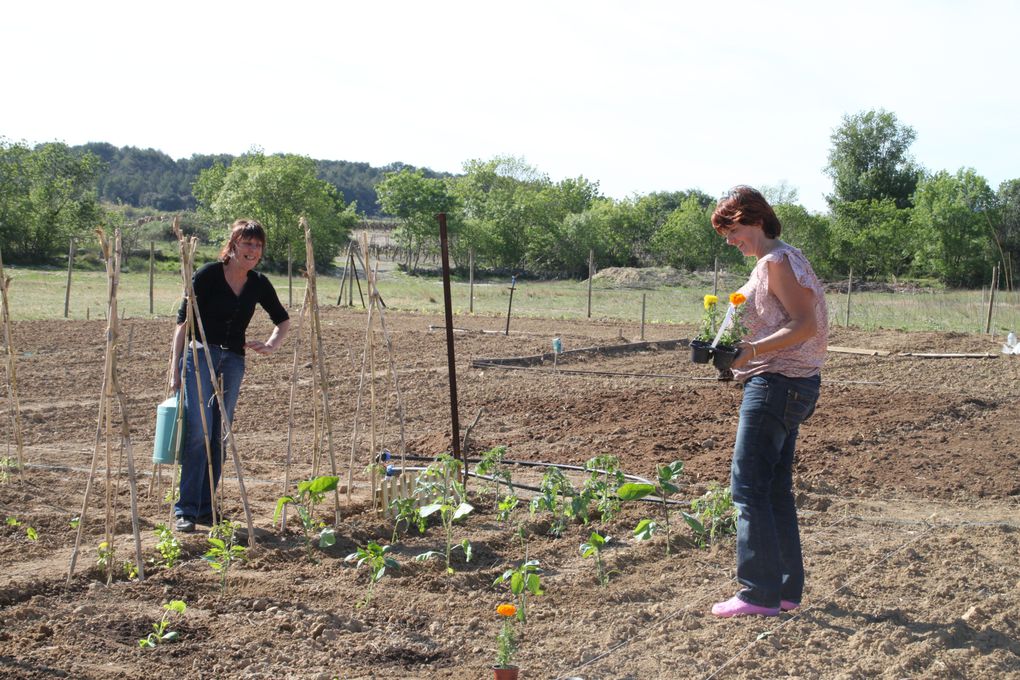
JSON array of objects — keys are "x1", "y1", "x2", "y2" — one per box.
[
  {"x1": 690, "y1": 294, "x2": 720, "y2": 363},
  {"x1": 492, "y1": 603, "x2": 520, "y2": 679},
  {"x1": 711, "y1": 292, "x2": 748, "y2": 371}
]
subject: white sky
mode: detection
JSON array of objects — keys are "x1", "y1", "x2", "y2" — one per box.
[{"x1": 3, "y1": 0, "x2": 1018, "y2": 214}]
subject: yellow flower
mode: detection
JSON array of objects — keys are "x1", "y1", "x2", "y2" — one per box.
[
  {"x1": 496, "y1": 603, "x2": 517, "y2": 618},
  {"x1": 729, "y1": 292, "x2": 746, "y2": 306},
  {"x1": 703, "y1": 294, "x2": 719, "y2": 310}
]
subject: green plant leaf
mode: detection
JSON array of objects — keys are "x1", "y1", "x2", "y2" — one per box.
[
  {"x1": 682, "y1": 511, "x2": 705, "y2": 535},
  {"x1": 452, "y1": 502, "x2": 474, "y2": 521},
  {"x1": 306, "y1": 475, "x2": 340, "y2": 495},
  {"x1": 319, "y1": 528, "x2": 336, "y2": 548},
  {"x1": 273, "y1": 496, "x2": 294, "y2": 522},
  {"x1": 617, "y1": 482, "x2": 655, "y2": 501},
  {"x1": 510, "y1": 571, "x2": 524, "y2": 595},
  {"x1": 418, "y1": 503, "x2": 442, "y2": 517},
  {"x1": 633, "y1": 518, "x2": 656, "y2": 540},
  {"x1": 165, "y1": 600, "x2": 187, "y2": 614},
  {"x1": 525, "y1": 573, "x2": 543, "y2": 595}
]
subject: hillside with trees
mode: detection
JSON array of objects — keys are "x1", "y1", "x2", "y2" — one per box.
[{"x1": 1, "y1": 109, "x2": 1017, "y2": 289}]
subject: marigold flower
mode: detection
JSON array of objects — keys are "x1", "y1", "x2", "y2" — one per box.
[
  {"x1": 703, "y1": 294, "x2": 719, "y2": 310},
  {"x1": 496, "y1": 603, "x2": 517, "y2": 618},
  {"x1": 729, "y1": 292, "x2": 746, "y2": 306}
]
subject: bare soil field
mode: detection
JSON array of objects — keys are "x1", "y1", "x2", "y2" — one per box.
[{"x1": 1, "y1": 308, "x2": 1019, "y2": 679}]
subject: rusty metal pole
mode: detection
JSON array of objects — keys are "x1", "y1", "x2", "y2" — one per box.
[
  {"x1": 436, "y1": 213, "x2": 465, "y2": 484},
  {"x1": 505, "y1": 275, "x2": 517, "y2": 336}
]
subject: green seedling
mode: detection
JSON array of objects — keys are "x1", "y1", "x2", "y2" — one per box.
[
  {"x1": 580, "y1": 531, "x2": 614, "y2": 587},
  {"x1": 476, "y1": 445, "x2": 515, "y2": 513},
  {"x1": 345, "y1": 541, "x2": 399, "y2": 607},
  {"x1": 163, "y1": 485, "x2": 179, "y2": 504},
  {"x1": 389, "y1": 495, "x2": 426, "y2": 543},
  {"x1": 69, "y1": 516, "x2": 80, "y2": 529},
  {"x1": 0, "y1": 457, "x2": 17, "y2": 483},
  {"x1": 25, "y1": 526, "x2": 38, "y2": 541},
  {"x1": 96, "y1": 541, "x2": 113, "y2": 570},
  {"x1": 582, "y1": 454, "x2": 626, "y2": 523},
  {"x1": 493, "y1": 558, "x2": 543, "y2": 623},
  {"x1": 529, "y1": 466, "x2": 575, "y2": 536},
  {"x1": 138, "y1": 600, "x2": 186, "y2": 648},
  {"x1": 153, "y1": 523, "x2": 182, "y2": 569},
  {"x1": 413, "y1": 454, "x2": 473, "y2": 574},
  {"x1": 123, "y1": 560, "x2": 138, "y2": 580},
  {"x1": 618, "y1": 460, "x2": 686, "y2": 555},
  {"x1": 497, "y1": 493, "x2": 519, "y2": 523},
  {"x1": 203, "y1": 521, "x2": 246, "y2": 595},
  {"x1": 5, "y1": 516, "x2": 19, "y2": 527},
  {"x1": 274, "y1": 475, "x2": 339, "y2": 562},
  {"x1": 686, "y1": 483, "x2": 737, "y2": 547}
]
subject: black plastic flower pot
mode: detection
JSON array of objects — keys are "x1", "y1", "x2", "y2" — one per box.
[
  {"x1": 690, "y1": 339, "x2": 713, "y2": 364},
  {"x1": 712, "y1": 344, "x2": 738, "y2": 371}
]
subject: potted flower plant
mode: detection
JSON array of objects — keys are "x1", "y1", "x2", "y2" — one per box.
[
  {"x1": 493, "y1": 603, "x2": 520, "y2": 679},
  {"x1": 711, "y1": 292, "x2": 748, "y2": 371},
  {"x1": 690, "y1": 294, "x2": 720, "y2": 363}
]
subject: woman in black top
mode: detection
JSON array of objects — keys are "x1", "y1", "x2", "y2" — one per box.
[{"x1": 168, "y1": 219, "x2": 290, "y2": 532}]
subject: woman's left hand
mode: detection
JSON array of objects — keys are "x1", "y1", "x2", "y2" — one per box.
[
  {"x1": 245, "y1": 340, "x2": 276, "y2": 355},
  {"x1": 732, "y1": 341, "x2": 754, "y2": 369}
]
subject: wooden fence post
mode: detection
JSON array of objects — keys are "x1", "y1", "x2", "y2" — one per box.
[
  {"x1": 640, "y1": 293, "x2": 646, "y2": 341},
  {"x1": 468, "y1": 247, "x2": 475, "y2": 314},
  {"x1": 586, "y1": 249, "x2": 594, "y2": 319},
  {"x1": 713, "y1": 256, "x2": 719, "y2": 296},
  {"x1": 845, "y1": 267, "x2": 853, "y2": 327},
  {"x1": 64, "y1": 239, "x2": 75, "y2": 318},
  {"x1": 148, "y1": 241, "x2": 155, "y2": 315},
  {"x1": 287, "y1": 243, "x2": 293, "y2": 308}
]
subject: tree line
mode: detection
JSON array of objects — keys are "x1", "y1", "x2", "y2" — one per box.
[{"x1": 1, "y1": 109, "x2": 1017, "y2": 287}]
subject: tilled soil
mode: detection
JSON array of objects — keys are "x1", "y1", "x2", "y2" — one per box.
[{"x1": 1, "y1": 308, "x2": 1018, "y2": 679}]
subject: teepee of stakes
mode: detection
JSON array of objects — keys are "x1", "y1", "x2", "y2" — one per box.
[{"x1": 66, "y1": 229, "x2": 145, "y2": 584}]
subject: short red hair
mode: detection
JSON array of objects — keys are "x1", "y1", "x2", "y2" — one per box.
[{"x1": 711, "y1": 186, "x2": 782, "y2": 238}]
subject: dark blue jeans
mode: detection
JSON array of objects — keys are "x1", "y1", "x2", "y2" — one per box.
[
  {"x1": 731, "y1": 372, "x2": 820, "y2": 608},
  {"x1": 175, "y1": 346, "x2": 245, "y2": 519}
]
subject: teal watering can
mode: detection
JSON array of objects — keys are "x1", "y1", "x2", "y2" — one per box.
[{"x1": 152, "y1": 394, "x2": 184, "y2": 464}]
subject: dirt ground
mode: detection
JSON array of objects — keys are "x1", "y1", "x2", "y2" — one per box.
[{"x1": 1, "y1": 307, "x2": 1019, "y2": 679}]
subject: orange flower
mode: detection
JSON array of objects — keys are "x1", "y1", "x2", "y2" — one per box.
[
  {"x1": 496, "y1": 603, "x2": 517, "y2": 618},
  {"x1": 729, "y1": 292, "x2": 746, "y2": 306}
]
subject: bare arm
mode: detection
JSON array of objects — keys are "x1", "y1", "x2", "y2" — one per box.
[
  {"x1": 245, "y1": 318, "x2": 290, "y2": 356},
  {"x1": 168, "y1": 322, "x2": 187, "y2": 391},
  {"x1": 733, "y1": 258, "x2": 817, "y2": 368}
]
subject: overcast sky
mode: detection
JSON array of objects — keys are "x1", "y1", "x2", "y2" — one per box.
[{"x1": 3, "y1": 0, "x2": 1018, "y2": 214}]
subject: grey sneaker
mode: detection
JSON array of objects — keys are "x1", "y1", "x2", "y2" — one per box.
[{"x1": 175, "y1": 516, "x2": 196, "y2": 533}]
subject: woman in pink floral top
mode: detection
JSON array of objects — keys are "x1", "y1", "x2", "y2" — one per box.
[{"x1": 708, "y1": 186, "x2": 828, "y2": 618}]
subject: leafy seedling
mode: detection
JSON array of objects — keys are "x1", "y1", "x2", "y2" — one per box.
[
  {"x1": 345, "y1": 541, "x2": 399, "y2": 606},
  {"x1": 413, "y1": 454, "x2": 474, "y2": 574},
  {"x1": 618, "y1": 460, "x2": 686, "y2": 555},
  {"x1": 138, "y1": 600, "x2": 186, "y2": 648},
  {"x1": 529, "y1": 466, "x2": 575, "y2": 536},
  {"x1": 153, "y1": 523, "x2": 182, "y2": 569},
  {"x1": 493, "y1": 558, "x2": 543, "y2": 622},
  {"x1": 389, "y1": 495, "x2": 426, "y2": 543},
  {"x1": 686, "y1": 483, "x2": 737, "y2": 547},
  {"x1": 580, "y1": 531, "x2": 614, "y2": 587},
  {"x1": 274, "y1": 475, "x2": 339, "y2": 562},
  {"x1": 203, "y1": 521, "x2": 246, "y2": 595},
  {"x1": 25, "y1": 526, "x2": 38, "y2": 541},
  {"x1": 582, "y1": 454, "x2": 626, "y2": 522}
]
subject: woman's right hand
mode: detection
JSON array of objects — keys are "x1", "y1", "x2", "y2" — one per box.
[{"x1": 169, "y1": 364, "x2": 181, "y2": 393}]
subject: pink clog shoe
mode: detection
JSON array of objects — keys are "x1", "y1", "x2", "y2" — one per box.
[{"x1": 711, "y1": 595, "x2": 780, "y2": 618}]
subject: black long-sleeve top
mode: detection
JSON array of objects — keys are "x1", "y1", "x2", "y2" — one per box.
[{"x1": 176, "y1": 262, "x2": 289, "y2": 356}]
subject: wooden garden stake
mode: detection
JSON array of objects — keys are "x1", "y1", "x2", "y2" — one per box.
[
  {"x1": 713, "y1": 256, "x2": 719, "y2": 296},
  {"x1": 336, "y1": 241, "x2": 353, "y2": 305},
  {"x1": 288, "y1": 242, "x2": 294, "y2": 308},
  {"x1": 985, "y1": 265, "x2": 998, "y2": 334},
  {"x1": 0, "y1": 246, "x2": 26, "y2": 480},
  {"x1": 505, "y1": 275, "x2": 516, "y2": 336},
  {"x1": 280, "y1": 285, "x2": 312, "y2": 530},
  {"x1": 641, "y1": 293, "x2": 646, "y2": 341}
]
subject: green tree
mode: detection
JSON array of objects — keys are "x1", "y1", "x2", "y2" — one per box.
[
  {"x1": 0, "y1": 140, "x2": 104, "y2": 262},
  {"x1": 829, "y1": 200, "x2": 915, "y2": 280},
  {"x1": 649, "y1": 196, "x2": 738, "y2": 271},
  {"x1": 193, "y1": 152, "x2": 357, "y2": 269},
  {"x1": 911, "y1": 169, "x2": 996, "y2": 287},
  {"x1": 825, "y1": 109, "x2": 922, "y2": 209},
  {"x1": 995, "y1": 179, "x2": 1020, "y2": 288},
  {"x1": 376, "y1": 168, "x2": 460, "y2": 273},
  {"x1": 774, "y1": 204, "x2": 835, "y2": 280}
]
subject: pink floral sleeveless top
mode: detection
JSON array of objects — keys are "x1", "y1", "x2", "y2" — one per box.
[{"x1": 732, "y1": 243, "x2": 828, "y2": 382}]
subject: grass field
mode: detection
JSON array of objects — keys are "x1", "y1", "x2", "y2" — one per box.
[{"x1": 2, "y1": 260, "x2": 1018, "y2": 337}]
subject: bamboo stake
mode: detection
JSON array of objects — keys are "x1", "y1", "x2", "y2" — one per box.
[
  {"x1": 845, "y1": 268, "x2": 853, "y2": 328},
  {"x1": 985, "y1": 265, "x2": 998, "y2": 334},
  {"x1": 67, "y1": 369, "x2": 108, "y2": 584},
  {"x1": 587, "y1": 249, "x2": 594, "y2": 318},
  {"x1": 280, "y1": 286, "x2": 311, "y2": 530},
  {"x1": 303, "y1": 217, "x2": 342, "y2": 524},
  {"x1": 347, "y1": 283, "x2": 375, "y2": 503},
  {"x1": 0, "y1": 246, "x2": 26, "y2": 479},
  {"x1": 640, "y1": 293, "x2": 646, "y2": 341},
  {"x1": 149, "y1": 241, "x2": 155, "y2": 315},
  {"x1": 469, "y1": 247, "x2": 475, "y2": 314}
]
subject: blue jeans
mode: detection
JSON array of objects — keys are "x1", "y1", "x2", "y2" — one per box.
[
  {"x1": 175, "y1": 346, "x2": 245, "y2": 519},
  {"x1": 731, "y1": 372, "x2": 820, "y2": 608}
]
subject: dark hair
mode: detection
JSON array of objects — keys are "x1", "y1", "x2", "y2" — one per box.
[
  {"x1": 711, "y1": 186, "x2": 782, "y2": 238},
  {"x1": 219, "y1": 219, "x2": 266, "y2": 263}
]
